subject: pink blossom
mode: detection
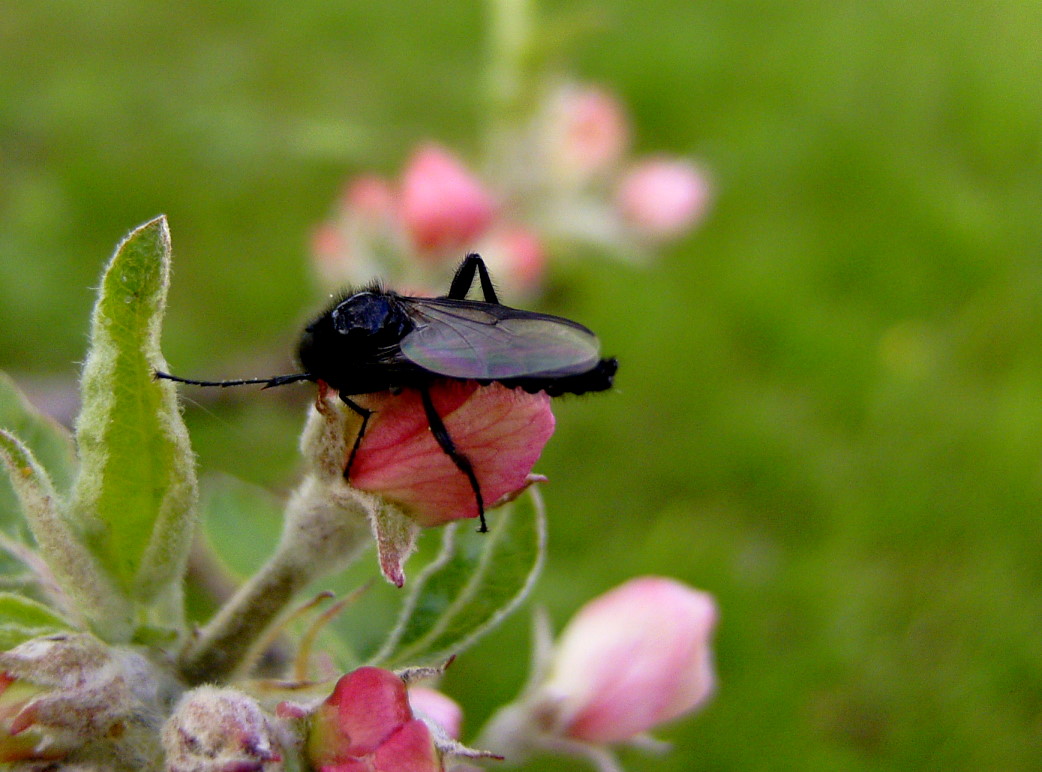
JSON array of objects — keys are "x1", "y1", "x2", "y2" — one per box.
[
  {"x1": 408, "y1": 687, "x2": 463, "y2": 740},
  {"x1": 348, "y1": 381, "x2": 555, "y2": 527},
  {"x1": 400, "y1": 144, "x2": 497, "y2": 256},
  {"x1": 477, "y1": 226, "x2": 546, "y2": 292},
  {"x1": 550, "y1": 84, "x2": 630, "y2": 178},
  {"x1": 308, "y1": 667, "x2": 442, "y2": 772},
  {"x1": 616, "y1": 158, "x2": 711, "y2": 240},
  {"x1": 342, "y1": 174, "x2": 397, "y2": 223},
  {"x1": 540, "y1": 577, "x2": 717, "y2": 743}
]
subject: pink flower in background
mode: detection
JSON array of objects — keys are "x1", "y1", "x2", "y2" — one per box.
[
  {"x1": 408, "y1": 687, "x2": 463, "y2": 740},
  {"x1": 308, "y1": 82, "x2": 712, "y2": 295},
  {"x1": 616, "y1": 158, "x2": 711, "y2": 240},
  {"x1": 550, "y1": 84, "x2": 630, "y2": 179},
  {"x1": 349, "y1": 381, "x2": 555, "y2": 527},
  {"x1": 342, "y1": 174, "x2": 397, "y2": 224},
  {"x1": 308, "y1": 667, "x2": 443, "y2": 772},
  {"x1": 476, "y1": 225, "x2": 547, "y2": 293},
  {"x1": 539, "y1": 576, "x2": 717, "y2": 743},
  {"x1": 400, "y1": 144, "x2": 497, "y2": 256}
]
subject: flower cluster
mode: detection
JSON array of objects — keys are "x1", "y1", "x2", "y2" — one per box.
[{"x1": 311, "y1": 82, "x2": 711, "y2": 299}]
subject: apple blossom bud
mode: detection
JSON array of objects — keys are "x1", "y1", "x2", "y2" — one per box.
[
  {"x1": 342, "y1": 174, "x2": 397, "y2": 223},
  {"x1": 162, "y1": 686, "x2": 284, "y2": 772},
  {"x1": 0, "y1": 634, "x2": 164, "y2": 766},
  {"x1": 616, "y1": 158, "x2": 711, "y2": 240},
  {"x1": 400, "y1": 144, "x2": 497, "y2": 255},
  {"x1": 548, "y1": 84, "x2": 630, "y2": 181},
  {"x1": 539, "y1": 577, "x2": 717, "y2": 744},
  {"x1": 307, "y1": 667, "x2": 442, "y2": 772},
  {"x1": 409, "y1": 687, "x2": 463, "y2": 741},
  {"x1": 348, "y1": 381, "x2": 555, "y2": 527},
  {"x1": 474, "y1": 226, "x2": 546, "y2": 295}
]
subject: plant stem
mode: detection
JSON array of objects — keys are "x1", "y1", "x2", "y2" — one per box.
[{"x1": 178, "y1": 478, "x2": 372, "y2": 684}]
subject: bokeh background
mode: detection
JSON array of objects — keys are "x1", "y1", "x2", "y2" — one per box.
[{"x1": 3, "y1": 1, "x2": 1042, "y2": 769}]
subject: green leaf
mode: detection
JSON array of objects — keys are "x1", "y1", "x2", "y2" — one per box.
[
  {"x1": 70, "y1": 217, "x2": 198, "y2": 609},
  {"x1": 0, "y1": 429, "x2": 127, "y2": 635},
  {"x1": 0, "y1": 371, "x2": 77, "y2": 536},
  {"x1": 372, "y1": 489, "x2": 546, "y2": 667},
  {"x1": 0, "y1": 592, "x2": 75, "y2": 650}
]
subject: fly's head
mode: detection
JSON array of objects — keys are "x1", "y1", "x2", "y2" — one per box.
[{"x1": 298, "y1": 291, "x2": 413, "y2": 390}]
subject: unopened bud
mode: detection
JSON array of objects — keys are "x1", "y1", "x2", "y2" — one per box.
[
  {"x1": 0, "y1": 633, "x2": 164, "y2": 766},
  {"x1": 162, "y1": 686, "x2": 284, "y2": 772}
]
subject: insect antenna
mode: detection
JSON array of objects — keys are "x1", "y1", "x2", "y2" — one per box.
[{"x1": 154, "y1": 371, "x2": 312, "y2": 389}]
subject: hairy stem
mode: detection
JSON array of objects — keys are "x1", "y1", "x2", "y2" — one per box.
[{"x1": 178, "y1": 478, "x2": 372, "y2": 684}]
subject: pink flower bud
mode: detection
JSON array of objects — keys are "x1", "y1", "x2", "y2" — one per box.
[
  {"x1": 349, "y1": 381, "x2": 555, "y2": 527},
  {"x1": 616, "y1": 158, "x2": 711, "y2": 240},
  {"x1": 342, "y1": 174, "x2": 397, "y2": 223},
  {"x1": 476, "y1": 226, "x2": 547, "y2": 294},
  {"x1": 400, "y1": 144, "x2": 497, "y2": 256},
  {"x1": 540, "y1": 577, "x2": 717, "y2": 744},
  {"x1": 307, "y1": 667, "x2": 442, "y2": 772},
  {"x1": 549, "y1": 84, "x2": 630, "y2": 179},
  {"x1": 408, "y1": 687, "x2": 463, "y2": 740},
  {"x1": 162, "y1": 686, "x2": 283, "y2": 772}
]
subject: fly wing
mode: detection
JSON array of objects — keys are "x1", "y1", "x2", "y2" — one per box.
[{"x1": 398, "y1": 297, "x2": 602, "y2": 379}]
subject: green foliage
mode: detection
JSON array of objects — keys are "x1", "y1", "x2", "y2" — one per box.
[
  {"x1": 0, "y1": 592, "x2": 74, "y2": 650},
  {"x1": 70, "y1": 217, "x2": 198, "y2": 610},
  {"x1": 374, "y1": 490, "x2": 545, "y2": 667},
  {"x1": 0, "y1": 372, "x2": 76, "y2": 536},
  {"x1": 0, "y1": 427, "x2": 124, "y2": 634}
]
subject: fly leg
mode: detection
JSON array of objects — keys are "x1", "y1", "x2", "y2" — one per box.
[
  {"x1": 339, "y1": 395, "x2": 373, "y2": 481},
  {"x1": 448, "y1": 253, "x2": 500, "y2": 304},
  {"x1": 419, "y1": 386, "x2": 487, "y2": 532}
]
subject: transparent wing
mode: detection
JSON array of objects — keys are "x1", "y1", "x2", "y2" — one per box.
[{"x1": 398, "y1": 297, "x2": 602, "y2": 379}]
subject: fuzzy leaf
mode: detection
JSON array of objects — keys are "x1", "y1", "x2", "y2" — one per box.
[
  {"x1": 372, "y1": 489, "x2": 546, "y2": 667},
  {"x1": 0, "y1": 429, "x2": 128, "y2": 634},
  {"x1": 70, "y1": 217, "x2": 198, "y2": 607},
  {"x1": 0, "y1": 592, "x2": 75, "y2": 650},
  {"x1": 0, "y1": 371, "x2": 77, "y2": 536}
]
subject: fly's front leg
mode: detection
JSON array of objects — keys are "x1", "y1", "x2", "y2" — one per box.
[
  {"x1": 339, "y1": 394, "x2": 373, "y2": 481},
  {"x1": 448, "y1": 253, "x2": 500, "y2": 304},
  {"x1": 419, "y1": 386, "x2": 487, "y2": 532}
]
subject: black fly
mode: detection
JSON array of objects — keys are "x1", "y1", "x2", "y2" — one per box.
[{"x1": 156, "y1": 253, "x2": 617, "y2": 532}]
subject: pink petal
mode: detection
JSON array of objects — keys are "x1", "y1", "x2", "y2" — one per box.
[
  {"x1": 545, "y1": 577, "x2": 717, "y2": 743},
  {"x1": 408, "y1": 687, "x2": 463, "y2": 740},
  {"x1": 616, "y1": 158, "x2": 711, "y2": 240},
  {"x1": 342, "y1": 175, "x2": 397, "y2": 222},
  {"x1": 349, "y1": 382, "x2": 555, "y2": 527},
  {"x1": 400, "y1": 143, "x2": 497, "y2": 255},
  {"x1": 326, "y1": 668, "x2": 412, "y2": 757},
  {"x1": 553, "y1": 84, "x2": 630, "y2": 177},
  {"x1": 373, "y1": 719, "x2": 442, "y2": 772}
]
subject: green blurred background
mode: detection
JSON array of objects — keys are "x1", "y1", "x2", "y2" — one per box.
[{"x1": 3, "y1": 1, "x2": 1042, "y2": 769}]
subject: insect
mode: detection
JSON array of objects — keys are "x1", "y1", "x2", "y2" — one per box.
[{"x1": 156, "y1": 253, "x2": 617, "y2": 532}]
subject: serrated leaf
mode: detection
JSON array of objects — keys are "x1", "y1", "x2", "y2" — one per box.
[
  {"x1": 372, "y1": 489, "x2": 546, "y2": 667},
  {"x1": 0, "y1": 592, "x2": 75, "y2": 650},
  {"x1": 0, "y1": 371, "x2": 77, "y2": 536},
  {"x1": 70, "y1": 217, "x2": 198, "y2": 609}
]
